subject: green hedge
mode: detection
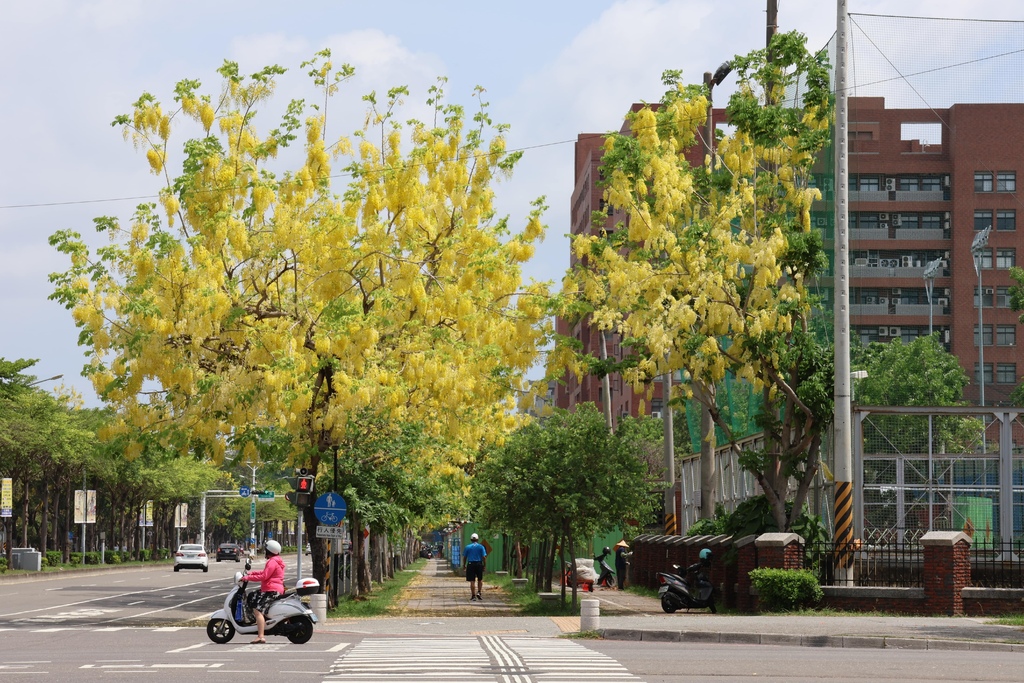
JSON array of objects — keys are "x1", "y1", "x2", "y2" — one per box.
[
  {"x1": 0, "y1": 557, "x2": 7, "y2": 573},
  {"x1": 45, "y1": 551, "x2": 63, "y2": 567},
  {"x1": 749, "y1": 568, "x2": 823, "y2": 612}
]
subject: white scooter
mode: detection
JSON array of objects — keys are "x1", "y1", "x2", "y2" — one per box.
[{"x1": 206, "y1": 560, "x2": 320, "y2": 644}]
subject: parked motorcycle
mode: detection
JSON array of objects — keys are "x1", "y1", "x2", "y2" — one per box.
[
  {"x1": 657, "y1": 548, "x2": 716, "y2": 613},
  {"x1": 206, "y1": 560, "x2": 320, "y2": 644},
  {"x1": 594, "y1": 547, "x2": 616, "y2": 588}
]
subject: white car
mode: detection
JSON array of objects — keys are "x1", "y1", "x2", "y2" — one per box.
[{"x1": 174, "y1": 543, "x2": 209, "y2": 572}]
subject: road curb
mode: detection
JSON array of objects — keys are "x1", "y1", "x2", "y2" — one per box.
[{"x1": 598, "y1": 628, "x2": 1024, "y2": 652}]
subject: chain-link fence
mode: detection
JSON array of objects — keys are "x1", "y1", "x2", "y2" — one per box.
[{"x1": 857, "y1": 406, "x2": 1024, "y2": 545}]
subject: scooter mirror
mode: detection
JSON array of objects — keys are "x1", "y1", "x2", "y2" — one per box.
[{"x1": 244, "y1": 560, "x2": 252, "y2": 571}]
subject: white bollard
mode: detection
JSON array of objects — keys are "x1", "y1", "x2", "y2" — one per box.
[
  {"x1": 310, "y1": 593, "x2": 327, "y2": 626},
  {"x1": 579, "y1": 598, "x2": 600, "y2": 632}
]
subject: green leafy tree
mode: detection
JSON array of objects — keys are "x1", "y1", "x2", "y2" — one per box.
[{"x1": 470, "y1": 404, "x2": 657, "y2": 603}]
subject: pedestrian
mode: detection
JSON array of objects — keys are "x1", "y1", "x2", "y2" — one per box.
[
  {"x1": 614, "y1": 540, "x2": 630, "y2": 590},
  {"x1": 463, "y1": 533, "x2": 487, "y2": 601},
  {"x1": 241, "y1": 540, "x2": 285, "y2": 643}
]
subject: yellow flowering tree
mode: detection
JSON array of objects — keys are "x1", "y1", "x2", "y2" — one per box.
[
  {"x1": 49, "y1": 51, "x2": 551, "y2": 585},
  {"x1": 551, "y1": 32, "x2": 834, "y2": 531}
]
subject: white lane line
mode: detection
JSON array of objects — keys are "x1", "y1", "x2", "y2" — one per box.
[
  {"x1": 327, "y1": 642, "x2": 351, "y2": 652},
  {"x1": 167, "y1": 643, "x2": 207, "y2": 654}
]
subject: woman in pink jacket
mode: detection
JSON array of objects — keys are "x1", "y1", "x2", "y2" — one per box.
[{"x1": 243, "y1": 540, "x2": 285, "y2": 643}]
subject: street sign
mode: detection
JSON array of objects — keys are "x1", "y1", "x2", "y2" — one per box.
[
  {"x1": 316, "y1": 525, "x2": 346, "y2": 539},
  {"x1": 313, "y1": 492, "x2": 347, "y2": 525},
  {"x1": 250, "y1": 500, "x2": 256, "y2": 522},
  {"x1": 257, "y1": 491, "x2": 275, "y2": 500},
  {"x1": 239, "y1": 486, "x2": 251, "y2": 497}
]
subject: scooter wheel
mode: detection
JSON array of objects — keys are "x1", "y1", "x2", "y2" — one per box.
[
  {"x1": 660, "y1": 594, "x2": 678, "y2": 614},
  {"x1": 286, "y1": 616, "x2": 314, "y2": 644},
  {"x1": 206, "y1": 618, "x2": 235, "y2": 644}
]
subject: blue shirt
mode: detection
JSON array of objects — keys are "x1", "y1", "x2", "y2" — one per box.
[{"x1": 463, "y1": 541, "x2": 486, "y2": 563}]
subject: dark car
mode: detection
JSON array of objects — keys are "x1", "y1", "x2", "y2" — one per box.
[{"x1": 216, "y1": 543, "x2": 242, "y2": 562}]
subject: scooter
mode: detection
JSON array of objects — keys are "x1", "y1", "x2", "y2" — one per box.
[
  {"x1": 594, "y1": 547, "x2": 616, "y2": 588},
  {"x1": 657, "y1": 562, "x2": 716, "y2": 613},
  {"x1": 206, "y1": 560, "x2": 320, "y2": 644}
]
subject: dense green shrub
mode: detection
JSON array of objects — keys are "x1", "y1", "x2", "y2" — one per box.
[
  {"x1": 69, "y1": 552, "x2": 83, "y2": 564},
  {"x1": 45, "y1": 551, "x2": 63, "y2": 567},
  {"x1": 749, "y1": 568, "x2": 823, "y2": 612},
  {"x1": 85, "y1": 551, "x2": 101, "y2": 565},
  {"x1": 104, "y1": 550, "x2": 122, "y2": 564},
  {"x1": 0, "y1": 557, "x2": 7, "y2": 573},
  {"x1": 139, "y1": 549, "x2": 152, "y2": 561}
]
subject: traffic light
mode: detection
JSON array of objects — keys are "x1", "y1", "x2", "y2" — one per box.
[{"x1": 287, "y1": 467, "x2": 315, "y2": 507}]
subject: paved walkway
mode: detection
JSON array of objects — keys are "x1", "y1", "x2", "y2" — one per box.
[{"x1": 319, "y1": 558, "x2": 1024, "y2": 651}]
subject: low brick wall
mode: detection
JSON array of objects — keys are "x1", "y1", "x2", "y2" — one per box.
[
  {"x1": 820, "y1": 586, "x2": 926, "y2": 615},
  {"x1": 962, "y1": 587, "x2": 1024, "y2": 616}
]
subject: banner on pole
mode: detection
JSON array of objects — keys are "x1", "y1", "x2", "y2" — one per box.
[
  {"x1": 138, "y1": 500, "x2": 154, "y2": 527},
  {"x1": 76, "y1": 490, "x2": 97, "y2": 524},
  {"x1": 1, "y1": 477, "x2": 11, "y2": 517},
  {"x1": 174, "y1": 503, "x2": 188, "y2": 529}
]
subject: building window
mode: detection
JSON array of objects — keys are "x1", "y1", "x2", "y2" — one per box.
[
  {"x1": 997, "y1": 325, "x2": 1016, "y2": 346},
  {"x1": 921, "y1": 214, "x2": 942, "y2": 230},
  {"x1": 855, "y1": 213, "x2": 880, "y2": 229},
  {"x1": 855, "y1": 175, "x2": 880, "y2": 191},
  {"x1": 974, "y1": 210, "x2": 993, "y2": 231},
  {"x1": 997, "y1": 363, "x2": 1017, "y2": 384},
  {"x1": 974, "y1": 248, "x2": 993, "y2": 270},
  {"x1": 997, "y1": 172, "x2": 1016, "y2": 192},
  {"x1": 997, "y1": 248, "x2": 1016, "y2": 269},
  {"x1": 975, "y1": 363, "x2": 993, "y2": 386},
  {"x1": 974, "y1": 324, "x2": 993, "y2": 347},
  {"x1": 858, "y1": 327, "x2": 880, "y2": 344},
  {"x1": 997, "y1": 286, "x2": 1012, "y2": 308},
  {"x1": 975, "y1": 286, "x2": 994, "y2": 307},
  {"x1": 997, "y1": 210, "x2": 1016, "y2": 231},
  {"x1": 898, "y1": 177, "x2": 919, "y2": 191},
  {"x1": 975, "y1": 172, "x2": 994, "y2": 192}
]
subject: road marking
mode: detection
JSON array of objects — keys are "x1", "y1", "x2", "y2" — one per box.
[
  {"x1": 127, "y1": 601, "x2": 144, "y2": 606},
  {"x1": 44, "y1": 588, "x2": 63, "y2": 592},
  {"x1": 326, "y1": 642, "x2": 351, "y2": 652},
  {"x1": 167, "y1": 644, "x2": 207, "y2": 654}
]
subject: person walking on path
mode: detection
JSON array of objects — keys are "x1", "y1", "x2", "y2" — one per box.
[{"x1": 463, "y1": 533, "x2": 487, "y2": 601}]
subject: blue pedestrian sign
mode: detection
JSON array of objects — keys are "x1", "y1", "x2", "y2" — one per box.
[
  {"x1": 313, "y1": 492, "x2": 347, "y2": 526},
  {"x1": 239, "y1": 486, "x2": 251, "y2": 497}
]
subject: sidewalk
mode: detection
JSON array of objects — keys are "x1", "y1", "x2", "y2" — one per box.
[{"x1": 320, "y1": 558, "x2": 1024, "y2": 651}]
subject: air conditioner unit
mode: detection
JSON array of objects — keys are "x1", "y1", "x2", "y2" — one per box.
[
  {"x1": 937, "y1": 297, "x2": 948, "y2": 306},
  {"x1": 944, "y1": 211, "x2": 951, "y2": 220},
  {"x1": 984, "y1": 287, "x2": 994, "y2": 295},
  {"x1": 893, "y1": 288, "x2": 902, "y2": 295},
  {"x1": 864, "y1": 296, "x2": 877, "y2": 304},
  {"x1": 944, "y1": 251, "x2": 950, "y2": 259},
  {"x1": 944, "y1": 329, "x2": 951, "y2": 343},
  {"x1": 944, "y1": 220, "x2": 951, "y2": 229},
  {"x1": 879, "y1": 222, "x2": 890, "y2": 230},
  {"x1": 886, "y1": 178, "x2": 897, "y2": 191},
  {"x1": 944, "y1": 175, "x2": 951, "y2": 187},
  {"x1": 943, "y1": 288, "x2": 951, "y2": 296},
  {"x1": 879, "y1": 212, "x2": 890, "y2": 221},
  {"x1": 815, "y1": 217, "x2": 827, "y2": 227},
  {"x1": 902, "y1": 256, "x2": 913, "y2": 267},
  {"x1": 878, "y1": 326, "x2": 889, "y2": 336},
  {"x1": 890, "y1": 327, "x2": 901, "y2": 336},
  {"x1": 891, "y1": 298, "x2": 902, "y2": 305},
  {"x1": 878, "y1": 297, "x2": 889, "y2": 305},
  {"x1": 854, "y1": 258, "x2": 868, "y2": 266},
  {"x1": 651, "y1": 411, "x2": 662, "y2": 419},
  {"x1": 892, "y1": 214, "x2": 902, "y2": 226}
]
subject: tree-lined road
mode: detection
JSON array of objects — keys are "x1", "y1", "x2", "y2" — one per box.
[{"x1": 0, "y1": 557, "x2": 297, "y2": 628}]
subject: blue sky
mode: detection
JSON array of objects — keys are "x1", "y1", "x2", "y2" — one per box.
[{"x1": 2, "y1": 0, "x2": 1020, "y2": 406}]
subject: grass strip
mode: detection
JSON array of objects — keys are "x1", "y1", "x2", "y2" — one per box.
[{"x1": 329, "y1": 558, "x2": 426, "y2": 618}]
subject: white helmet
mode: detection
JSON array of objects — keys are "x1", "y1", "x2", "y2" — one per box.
[
  {"x1": 265, "y1": 540, "x2": 281, "y2": 555},
  {"x1": 470, "y1": 533, "x2": 479, "y2": 541}
]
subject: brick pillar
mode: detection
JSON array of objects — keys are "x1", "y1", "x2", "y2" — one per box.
[
  {"x1": 921, "y1": 531, "x2": 972, "y2": 616},
  {"x1": 732, "y1": 535, "x2": 757, "y2": 613}
]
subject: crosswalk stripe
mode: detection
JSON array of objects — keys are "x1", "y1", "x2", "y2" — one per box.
[{"x1": 325, "y1": 636, "x2": 644, "y2": 683}]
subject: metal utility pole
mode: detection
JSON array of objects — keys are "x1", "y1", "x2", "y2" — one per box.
[
  {"x1": 833, "y1": 0, "x2": 856, "y2": 585},
  {"x1": 662, "y1": 371, "x2": 677, "y2": 535}
]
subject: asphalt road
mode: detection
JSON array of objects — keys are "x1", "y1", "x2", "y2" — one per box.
[{"x1": 3, "y1": 564, "x2": 1024, "y2": 681}]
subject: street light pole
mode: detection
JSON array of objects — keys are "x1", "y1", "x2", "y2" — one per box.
[
  {"x1": 923, "y1": 256, "x2": 943, "y2": 531},
  {"x1": 973, "y1": 226, "x2": 991, "y2": 454}
]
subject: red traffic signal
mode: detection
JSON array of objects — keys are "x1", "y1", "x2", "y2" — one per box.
[{"x1": 293, "y1": 474, "x2": 315, "y2": 507}]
